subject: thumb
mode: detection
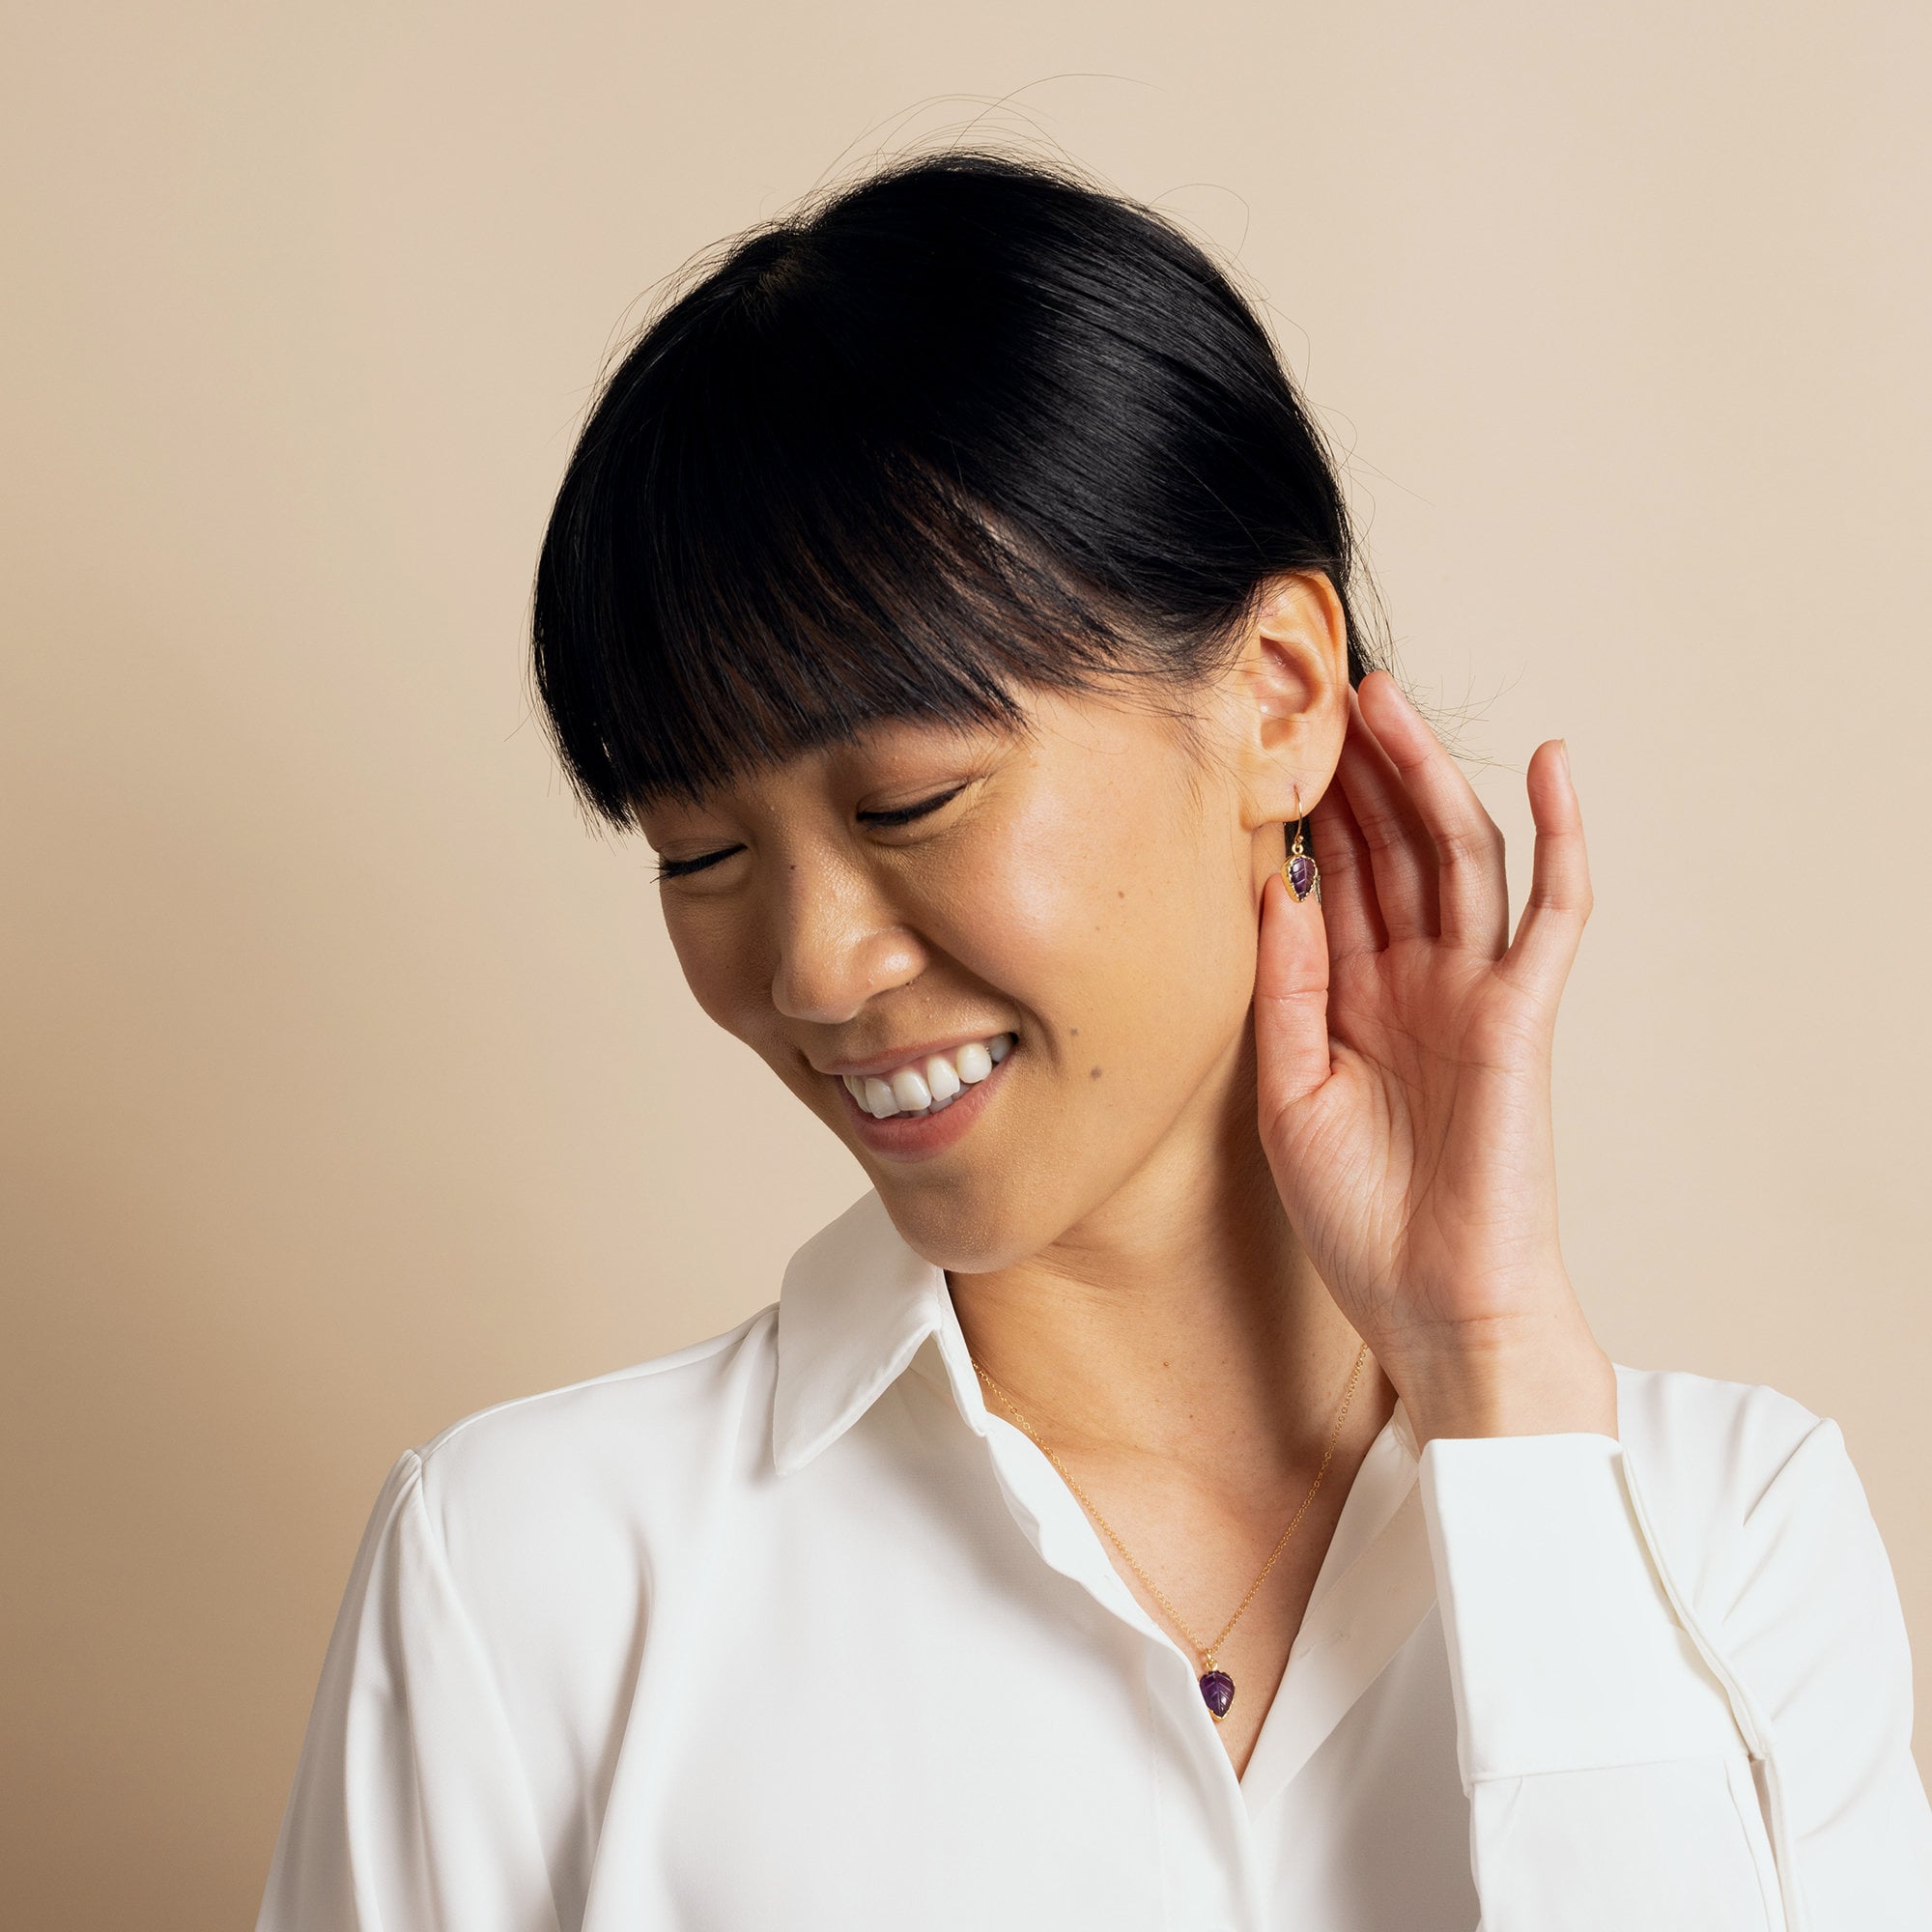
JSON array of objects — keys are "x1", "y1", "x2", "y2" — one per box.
[{"x1": 1255, "y1": 867, "x2": 1334, "y2": 1134}]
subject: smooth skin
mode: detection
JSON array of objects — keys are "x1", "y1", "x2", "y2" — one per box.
[{"x1": 642, "y1": 570, "x2": 1613, "y2": 1776}]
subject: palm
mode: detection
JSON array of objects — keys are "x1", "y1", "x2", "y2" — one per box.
[{"x1": 1256, "y1": 673, "x2": 1591, "y2": 1381}]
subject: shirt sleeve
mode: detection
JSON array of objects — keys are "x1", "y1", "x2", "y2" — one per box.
[
  {"x1": 1418, "y1": 1424, "x2": 1932, "y2": 1932},
  {"x1": 255, "y1": 1452, "x2": 563, "y2": 1932}
]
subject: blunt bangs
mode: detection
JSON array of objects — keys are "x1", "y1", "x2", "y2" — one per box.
[{"x1": 532, "y1": 152, "x2": 1378, "y2": 826}]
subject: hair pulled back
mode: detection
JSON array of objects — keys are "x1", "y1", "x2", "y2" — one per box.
[{"x1": 533, "y1": 151, "x2": 1380, "y2": 825}]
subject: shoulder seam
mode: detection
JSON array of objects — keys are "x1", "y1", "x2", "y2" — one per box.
[{"x1": 416, "y1": 1301, "x2": 778, "y2": 1464}]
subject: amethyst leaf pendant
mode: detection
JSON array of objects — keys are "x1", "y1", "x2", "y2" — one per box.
[{"x1": 1199, "y1": 1669, "x2": 1236, "y2": 1720}]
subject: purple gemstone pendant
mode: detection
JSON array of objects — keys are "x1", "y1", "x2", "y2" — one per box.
[
  {"x1": 1285, "y1": 851, "x2": 1320, "y2": 903},
  {"x1": 1199, "y1": 1669, "x2": 1236, "y2": 1720}
]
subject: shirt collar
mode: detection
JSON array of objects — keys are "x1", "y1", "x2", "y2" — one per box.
[
  {"x1": 769, "y1": 1187, "x2": 1422, "y2": 1475},
  {"x1": 772, "y1": 1189, "x2": 957, "y2": 1476}
]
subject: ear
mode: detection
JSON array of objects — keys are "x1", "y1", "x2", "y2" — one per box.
[{"x1": 1221, "y1": 571, "x2": 1350, "y2": 830}]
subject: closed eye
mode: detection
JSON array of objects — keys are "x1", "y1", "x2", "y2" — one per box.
[
  {"x1": 653, "y1": 846, "x2": 741, "y2": 881},
  {"x1": 858, "y1": 784, "x2": 969, "y2": 829},
  {"x1": 653, "y1": 784, "x2": 970, "y2": 880}
]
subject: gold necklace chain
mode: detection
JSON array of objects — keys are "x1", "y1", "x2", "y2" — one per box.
[{"x1": 972, "y1": 1339, "x2": 1372, "y2": 1672}]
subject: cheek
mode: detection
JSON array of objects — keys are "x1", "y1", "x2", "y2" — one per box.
[
  {"x1": 938, "y1": 761, "x2": 1259, "y2": 1081},
  {"x1": 664, "y1": 903, "x2": 766, "y2": 1042}
]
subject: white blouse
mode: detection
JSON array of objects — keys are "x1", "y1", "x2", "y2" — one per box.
[{"x1": 257, "y1": 1190, "x2": 1932, "y2": 1931}]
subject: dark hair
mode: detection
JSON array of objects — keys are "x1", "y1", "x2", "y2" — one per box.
[{"x1": 532, "y1": 150, "x2": 1382, "y2": 827}]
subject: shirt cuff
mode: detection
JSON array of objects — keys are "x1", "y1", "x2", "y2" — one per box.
[{"x1": 1418, "y1": 1432, "x2": 1745, "y2": 1785}]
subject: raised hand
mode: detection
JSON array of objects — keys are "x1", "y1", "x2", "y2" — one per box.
[{"x1": 1254, "y1": 671, "x2": 1616, "y2": 1444}]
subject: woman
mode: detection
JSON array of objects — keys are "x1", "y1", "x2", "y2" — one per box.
[{"x1": 256, "y1": 153, "x2": 1932, "y2": 1930}]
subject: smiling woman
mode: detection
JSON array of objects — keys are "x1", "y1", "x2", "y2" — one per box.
[{"x1": 255, "y1": 153, "x2": 1932, "y2": 1931}]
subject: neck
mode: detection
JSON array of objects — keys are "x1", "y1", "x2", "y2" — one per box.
[{"x1": 948, "y1": 1038, "x2": 1395, "y2": 1488}]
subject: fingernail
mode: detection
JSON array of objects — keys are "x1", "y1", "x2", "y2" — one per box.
[{"x1": 1557, "y1": 739, "x2": 1573, "y2": 781}]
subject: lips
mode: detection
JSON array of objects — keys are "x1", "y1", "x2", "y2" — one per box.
[{"x1": 835, "y1": 1033, "x2": 1015, "y2": 1120}]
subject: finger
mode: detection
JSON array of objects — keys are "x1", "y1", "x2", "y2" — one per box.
[
  {"x1": 1355, "y1": 670, "x2": 1510, "y2": 957},
  {"x1": 1307, "y1": 771, "x2": 1387, "y2": 962},
  {"x1": 1334, "y1": 681, "x2": 1439, "y2": 942},
  {"x1": 1499, "y1": 739, "x2": 1593, "y2": 996},
  {"x1": 1255, "y1": 867, "x2": 1333, "y2": 1122}
]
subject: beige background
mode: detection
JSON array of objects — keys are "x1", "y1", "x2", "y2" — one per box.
[{"x1": 3, "y1": 2, "x2": 1927, "y2": 1925}]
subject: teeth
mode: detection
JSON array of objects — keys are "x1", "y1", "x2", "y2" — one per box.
[
  {"x1": 837, "y1": 1034, "x2": 1015, "y2": 1121},
  {"x1": 889, "y1": 1067, "x2": 932, "y2": 1112}
]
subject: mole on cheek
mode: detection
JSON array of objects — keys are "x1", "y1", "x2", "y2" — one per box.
[{"x1": 1090, "y1": 1066, "x2": 1102, "y2": 1079}]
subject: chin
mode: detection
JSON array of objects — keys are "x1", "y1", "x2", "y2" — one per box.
[{"x1": 865, "y1": 1173, "x2": 1046, "y2": 1277}]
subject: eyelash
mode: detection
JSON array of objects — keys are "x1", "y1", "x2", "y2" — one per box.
[
  {"x1": 652, "y1": 784, "x2": 968, "y2": 882},
  {"x1": 860, "y1": 782, "x2": 968, "y2": 828}
]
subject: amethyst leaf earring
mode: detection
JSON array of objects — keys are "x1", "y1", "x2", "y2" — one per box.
[{"x1": 1282, "y1": 786, "x2": 1321, "y2": 904}]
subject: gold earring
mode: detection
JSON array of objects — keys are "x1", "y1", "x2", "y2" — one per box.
[{"x1": 1282, "y1": 786, "x2": 1321, "y2": 903}]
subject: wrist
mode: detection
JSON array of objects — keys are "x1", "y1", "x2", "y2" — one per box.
[{"x1": 1386, "y1": 1317, "x2": 1617, "y2": 1447}]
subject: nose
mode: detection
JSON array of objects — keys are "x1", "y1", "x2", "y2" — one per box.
[{"x1": 768, "y1": 862, "x2": 927, "y2": 1025}]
